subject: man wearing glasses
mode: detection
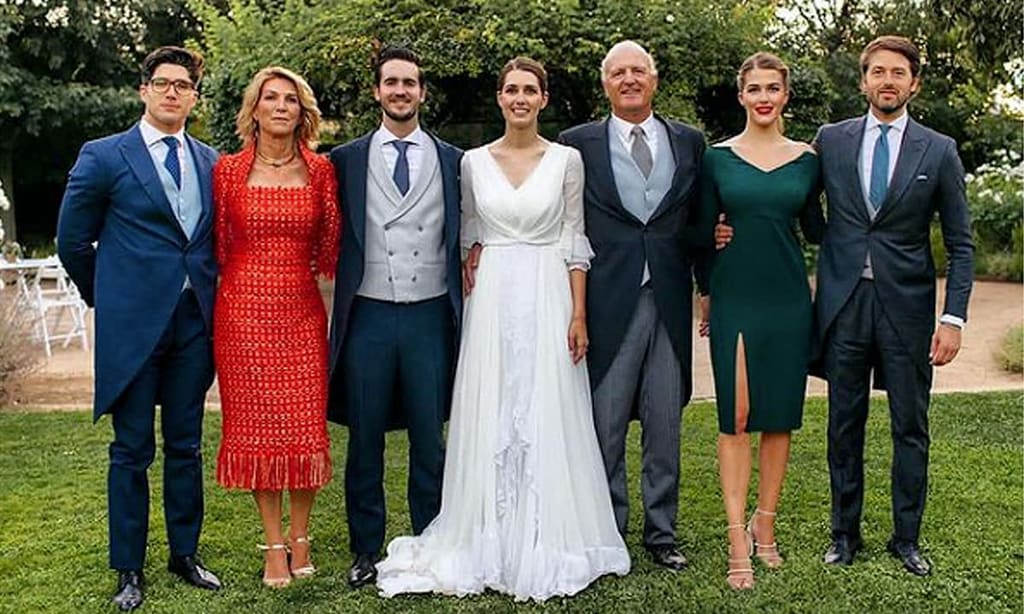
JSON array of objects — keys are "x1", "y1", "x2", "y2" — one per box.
[{"x1": 57, "y1": 46, "x2": 222, "y2": 611}]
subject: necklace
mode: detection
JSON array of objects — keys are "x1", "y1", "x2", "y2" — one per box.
[{"x1": 256, "y1": 148, "x2": 297, "y2": 168}]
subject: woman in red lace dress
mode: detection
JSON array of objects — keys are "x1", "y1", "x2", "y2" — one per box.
[{"x1": 213, "y1": 66, "x2": 339, "y2": 588}]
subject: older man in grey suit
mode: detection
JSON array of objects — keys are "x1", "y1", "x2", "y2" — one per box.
[{"x1": 559, "y1": 41, "x2": 707, "y2": 571}]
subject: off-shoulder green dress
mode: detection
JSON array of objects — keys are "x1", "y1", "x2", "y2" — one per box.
[{"x1": 700, "y1": 145, "x2": 824, "y2": 434}]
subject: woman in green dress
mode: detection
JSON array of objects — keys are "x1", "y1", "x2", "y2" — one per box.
[{"x1": 698, "y1": 52, "x2": 824, "y2": 590}]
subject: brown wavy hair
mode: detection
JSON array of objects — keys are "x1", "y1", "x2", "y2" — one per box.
[{"x1": 498, "y1": 56, "x2": 548, "y2": 93}]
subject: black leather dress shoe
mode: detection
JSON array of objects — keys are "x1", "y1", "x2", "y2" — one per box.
[
  {"x1": 168, "y1": 554, "x2": 222, "y2": 590},
  {"x1": 112, "y1": 570, "x2": 144, "y2": 612},
  {"x1": 348, "y1": 552, "x2": 380, "y2": 588},
  {"x1": 887, "y1": 539, "x2": 931, "y2": 576},
  {"x1": 647, "y1": 545, "x2": 688, "y2": 571},
  {"x1": 823, "y1": 535, "x2": 862, "y2": 565}
]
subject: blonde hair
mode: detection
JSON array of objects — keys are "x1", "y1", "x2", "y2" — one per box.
[
  {"x1": 737, "y1": 52, "x2": 790, "y2": 133},
  {"x1": 235, "y1": 66, "x2": 322, "y2": 149}
]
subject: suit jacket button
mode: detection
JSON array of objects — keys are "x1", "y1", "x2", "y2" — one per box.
[
  {"x1": 413, "y1": 250, "x2": 419, "y2": 257},
  {"x1": 418, "y1": 226, "x2": 424, "y2": 232},
  {"x1": 412, "y1": 275, "x2": 417, "y2": 282}
]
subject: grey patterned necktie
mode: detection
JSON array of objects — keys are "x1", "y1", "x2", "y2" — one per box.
[{"x1": 630, "y1": 125, "x2": 653, "y2": 178}]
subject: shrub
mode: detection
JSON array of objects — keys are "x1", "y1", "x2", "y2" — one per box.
[
  {"x1": 967, "y1": 149, "x2": 1024, "y2": 253},
  {"x1": 995, "y1": 324, "x2": 1024, "y2": 374},
  {"x1": 0, "y1": 295, "x2": 43, "y2": 405}
]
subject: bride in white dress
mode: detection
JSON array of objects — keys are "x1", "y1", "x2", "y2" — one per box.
[{"x1": 375, "y1": 57, "x2": 630, "y2": 602}]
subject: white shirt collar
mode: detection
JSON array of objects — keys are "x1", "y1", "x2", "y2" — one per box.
[
  {"x1": 609, "y1": 112, "x2": 658, "y2": 142},
  {"x1": 139, "y1": 118, "x2": 185, "y2": 147},
  {"x1": 865, "y1": 109, "x2": 909, "y2": 134},
  {"x1": 378, "y1": 124, "x2": 426, "y2": 147}
]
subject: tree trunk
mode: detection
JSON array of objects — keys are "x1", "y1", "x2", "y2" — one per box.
[{"x1": 0, "y1": 137, "x2": 15, "y2": 244}]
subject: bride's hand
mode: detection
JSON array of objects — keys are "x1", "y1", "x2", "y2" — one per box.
[
  {"x1": 568, "y1": 316, "x2": 588, "y2": 364},
  {"x1": 462, "y1": 243, "x2": 483, "y2": 296}
]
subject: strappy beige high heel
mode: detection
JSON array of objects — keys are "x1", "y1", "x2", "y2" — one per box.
[
  {"x1": 726, "y1": 524, "x2": 754, "y2": 590},
  {"x1": 257, "y1": 543, "x2": 292, "y2": 588},
  {"x1": 288, "y1": 536, "x2": 317, "y2": 578},
  {"x1": 747, "y1": 508, "x2": 784, "y2": 568}
]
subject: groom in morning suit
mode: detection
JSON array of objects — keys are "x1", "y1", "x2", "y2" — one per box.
[
  {"x1": 558, "y1": 41, "x2": 708, "y2": 570},
  {"x1": 327, "y1": 46, "x2": 463, "y2": 588},
  {"x1": 57, "y1": 47, "x2": 222, "y2": 611},
  {"x1": 815, "y1": 36, "x2": 973, "y2": 576}
]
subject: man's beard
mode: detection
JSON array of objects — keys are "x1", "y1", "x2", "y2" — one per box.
[
  {"x1": 871, "y1": 91, "x2": 910, "y2": 115},
  {"x1": 383, "y1": 104, "x2": 417, "y2": 123}
]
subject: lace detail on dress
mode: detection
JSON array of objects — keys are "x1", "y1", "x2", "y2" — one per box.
[{"x1": 495, "y1": 246, "x2": 539, "y2": 526}]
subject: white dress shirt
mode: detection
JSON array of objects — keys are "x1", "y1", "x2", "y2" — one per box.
[
  {"x1": 610, "y1": 112, "x2": 660, "y2": 167},
  {"x1": 377, "y1": 124, "x2": 427, "y2": 191},
  {"x1": 859, "y1": 110, "x2": 908, "y2": 208},
  {"x1": 139, "y1": 118, "x2": 187, "y2": 184}
]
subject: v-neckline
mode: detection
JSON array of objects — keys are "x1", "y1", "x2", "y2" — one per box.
[
  {"x1": 718, "y1": 146, "x2": 813, "y2": 174},
  {"x1": 485, "y1": 145, "x2": 552, "y2": 191}
]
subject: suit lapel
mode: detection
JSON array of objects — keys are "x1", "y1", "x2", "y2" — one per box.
[
  {"x1": 840, "y1": 118, "x2": 872, "y2": 226},
  {"x1": 347, "y1": 133, "x2": 372, "y2": 250},
  {"x1": 120, "y1": 124, "x2": 186, "y2": 241},
  {"x1": 649, "y1": 116, "x2": 685, "y2": 221},
  {"x1": 429, "y1": 134, "x2": 461, "y2": 255},
  {"x1": 874, "y1": 118, "x2": 929, "y2": 225}
]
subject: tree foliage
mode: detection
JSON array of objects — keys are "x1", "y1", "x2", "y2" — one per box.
[
  {"x1": 771, "y1": 0, "x2": 1023, "y2": 170},
  {"x1": 191, "y1": 0, "x2": 779, "y2": 151}
]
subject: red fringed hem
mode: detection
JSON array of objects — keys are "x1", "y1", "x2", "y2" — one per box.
[{"x1": 216, "y1": 448, "x2": 332, "y2": 491}]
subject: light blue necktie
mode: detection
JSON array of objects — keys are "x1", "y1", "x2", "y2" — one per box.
[
  {"x1": 162, "y1": 136, "x2": 181, "y2": 189},
  {"x1": 868, "y1": 124, "x2": 891, "y2": 214},
  {"x1": 392, "y1": 140, "x2": 411, "y2": 196}
]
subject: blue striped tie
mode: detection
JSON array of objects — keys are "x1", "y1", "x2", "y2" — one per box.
[{"x1": 868, "y1": 124, "x2": 891, "y2": 214}]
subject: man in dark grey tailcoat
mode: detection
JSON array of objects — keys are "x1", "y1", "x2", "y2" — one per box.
[{"x1": 558, "y1": 40, "x2": 708, "y2": 570}]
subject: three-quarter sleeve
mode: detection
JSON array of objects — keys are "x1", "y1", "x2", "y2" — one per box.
[
  {"x1": 212, "y1": 160, "x2": 231, "y2": 268},
  {"x1": 558, "y1": 148, "x2": 595, "y2": 271},
  {"x1": 313, "y1": 158, "x2": 341, "y2": 279},
  {"x1": 460, "y1": 154, "x2": 481, "y2": 256}
]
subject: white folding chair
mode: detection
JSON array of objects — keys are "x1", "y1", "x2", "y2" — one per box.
[{"x1": 24, "y1": 262, "x2": 89, "y2": 357}]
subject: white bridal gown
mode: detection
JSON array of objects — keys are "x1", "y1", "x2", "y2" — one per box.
[{"x1": 375, "y1": 142, "x2": 630, "y2": 601}]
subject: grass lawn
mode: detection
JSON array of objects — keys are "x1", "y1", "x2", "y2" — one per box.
[{"x1": 0, "y1": 391, "x2": 1021, "y2": 613}]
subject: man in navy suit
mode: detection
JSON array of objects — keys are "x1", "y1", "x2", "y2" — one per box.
[
  {"x1": 327, "y1": 46, "x2": 463, "y2": 588},
  {"x1": 814, "y1": 36, "x2": 973, "y2": 576},
  {"x1": 57, "y1": 46, "x2": 222, "y2": 611}
]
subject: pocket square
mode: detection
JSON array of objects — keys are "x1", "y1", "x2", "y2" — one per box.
[{"x1": 915, "y1": 174, "x2": 929, "y2": 181}]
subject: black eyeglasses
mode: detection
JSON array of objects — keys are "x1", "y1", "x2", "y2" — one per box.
[{"x1": 148, "y1": 78, "x2": 197, "y2": 95}]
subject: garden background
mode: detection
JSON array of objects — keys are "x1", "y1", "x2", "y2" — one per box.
[{"x1": 0, "y1": 1, "x2": 1021, "y2": 612}]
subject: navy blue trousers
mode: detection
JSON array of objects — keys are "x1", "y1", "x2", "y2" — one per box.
[
  {"x1": 107, "y1": 290, "x2": 214, "y2": 571},
  {"x1": 342, "y1": 296, "x2": 453, "y2": 555},
  {"x1": 825, "y1": 280, "x2": 931, "y2": 544}
]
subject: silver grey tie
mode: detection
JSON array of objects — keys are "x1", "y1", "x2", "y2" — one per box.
[{"x1": 630, "y1": 125, "x2": 653, "y2": 178}]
